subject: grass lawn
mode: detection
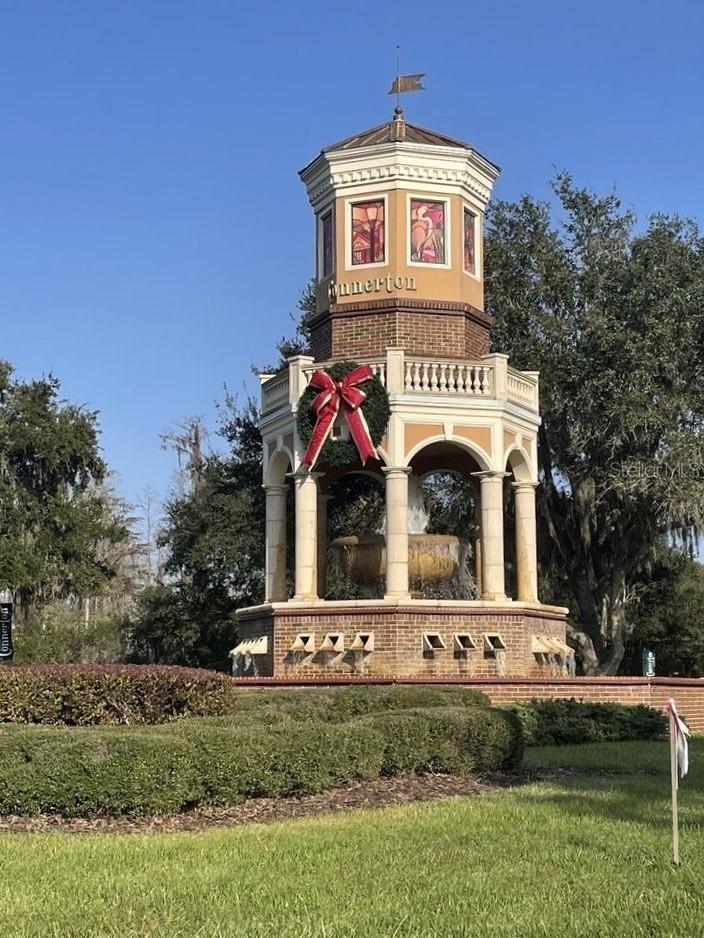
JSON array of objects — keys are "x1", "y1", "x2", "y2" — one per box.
[{"x1": 2, "y1": 739, "x2": 703, "y2": 938}]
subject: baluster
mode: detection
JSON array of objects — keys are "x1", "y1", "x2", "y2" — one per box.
[
  {"x1": 440, "y1": 364, "x2": 449, "y2": 392},
  {"x1": 457, "y1": 365, "x2": 467, "y2": 393},
  {"x1": 421, "y1": 363, "x2": 430, "y2": 391},
  {"x1": 412, "y1": 361, "x2": 421, "y2": 390},
  {"x1": 464, "y1": 365, "x2": 473, "y2": 393},
  {"x1": 404, "y1": 361, "x2": 412, "y2": 391},
  {"x1": 430, "y1": 363, "x2": 438, "y2": 391},
  {"x1": 378, "y1": 362, "x2": 386, "y2": 387},
  {"x1": 481, "y1": 366, "x2": 491, "y2": 394}
]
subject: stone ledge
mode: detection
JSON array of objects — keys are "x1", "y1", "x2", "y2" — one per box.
[{"x1": 236, "y1": 599, "x2": 569, "y2": 621}]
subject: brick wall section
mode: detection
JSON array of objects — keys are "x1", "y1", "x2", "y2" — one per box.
[
  {"x1": 232, "y1": 674, "x2": 704, "y2": 731},
  {"x1": 234, "y1": 604, "x2": 569, "y2": 681},
  {"x1": 309, "y1": 304, "x2": 492, "y2": 362}
]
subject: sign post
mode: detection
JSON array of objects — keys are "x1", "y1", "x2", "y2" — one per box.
[
  {"x1": 0, "y1": 590, "x2": 13, "y2": 664},
  {"x1": 669, "y1": 703, "x2": 680, "y2": 865},
  {"x1": 667, "y1": 698, "x2": 690, "y2": 867}
]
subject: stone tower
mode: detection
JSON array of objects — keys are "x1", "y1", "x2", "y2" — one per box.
[{"x1": 234, "y1": 109, "x2": 571, "y2": 680}]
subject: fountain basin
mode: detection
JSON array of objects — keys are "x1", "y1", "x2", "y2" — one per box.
[{"x1": 331, "y1": 533, "x2": 467, "y2": 587}]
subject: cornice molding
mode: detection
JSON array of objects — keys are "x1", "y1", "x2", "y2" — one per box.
[{"x1": 301, "y1": 144, "x2": 497, "y2": 210}]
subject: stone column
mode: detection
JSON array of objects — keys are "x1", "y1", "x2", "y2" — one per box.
[
  {"x1": 263, "y1": 483, "x2": 288, "y2": 602},
  {"x1": 290, "y1": 470, "x2": 322, "y2": 601},
  {"x1": 383, "y1": 466, "x2": 411, "y2": 599},
  {"x1": 472, "y1": 471, "x2": 508, "y2": 601},
  {"x1": 472, "y1": 490, "x2": 483, "y2": 598},
  {"x1": 317, "y1": 493, "x2": 332, "y2": 598},
  {"x1": 513, "y1": 481, "x2": 539, "y2": 603}
]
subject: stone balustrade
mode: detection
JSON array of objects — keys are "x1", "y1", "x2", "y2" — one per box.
[{"x1": 261, "y1": 349, "x2": 539, "y2": 414}]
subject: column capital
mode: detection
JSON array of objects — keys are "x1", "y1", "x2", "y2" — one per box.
[
  {"x1": 287, "y1": 469, "x2": 325, "y2": 484},
  {"x1": 382, "y1": 466, "x2": 412, "y2": 478},
  {"x1": 512, "y1": 479, "x2": 540, "y2": 492},
  {"x1": 471, "y1": 470, "x2": 510, "y2": 482},
  {"x1": 262, "y1": 483, "x2": 289, "y2": 495}
]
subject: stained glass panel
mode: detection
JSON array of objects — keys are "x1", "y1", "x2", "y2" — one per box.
[
  {"x1": 351, "y1": 200, "x2": 385, "y2": 266},
  {"x1": 321, "y1": 211, "x2": 333, "y2": 278},
  {"x1": 463, "y1": 207, "x2": 476, "y2": 274},
  {"x1": 410, "y1": 199, "x2": 446, "y2": 264}
]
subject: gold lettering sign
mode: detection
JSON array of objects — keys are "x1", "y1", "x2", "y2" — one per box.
[{"x1": 329, "y1": 276, "x2": 417, "y2": 302}]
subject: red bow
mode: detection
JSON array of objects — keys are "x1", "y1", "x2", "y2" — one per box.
[{"x1": 301, "y1": 365, "x2": 377, "y2": 469}]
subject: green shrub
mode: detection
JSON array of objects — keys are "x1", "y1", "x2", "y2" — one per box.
[
  {"x1": 365, "y1": 707, "x2": 523, "y2": 776},
  {"x1": 0, "y1": 665, "x2": 238, "y2": 725},
  {"x1": 230, "y1": 684, "x2": 491, "y2": 724},
  {"x1": 0, "y1": 703, "x2": 520, "y2": 817},
  {"x1": 508, "y1": 699, "x2": 667, "y2": 747}
]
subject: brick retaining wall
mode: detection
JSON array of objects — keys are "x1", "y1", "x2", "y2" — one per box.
[{"x1": 233, "y1": 675, "x2": 704, "y2": 731}]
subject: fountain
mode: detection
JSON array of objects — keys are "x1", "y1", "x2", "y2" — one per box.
[{"x1": 331, "y1": 476, "x2": 473, "y2": 594}]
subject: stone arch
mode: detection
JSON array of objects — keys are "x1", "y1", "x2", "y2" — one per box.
[
  {"x1": 375, "y1": 443, "x2": 391, "y2": 468},
  {"x1": 405, "y1": 435, "x2": 492, "y2": 475},
  {"x1": 264, "y1": 447, "x2": 293, "y2": 486},
  {"x1": 505, "y1": 445, "x2": 534, "y2": 483}
]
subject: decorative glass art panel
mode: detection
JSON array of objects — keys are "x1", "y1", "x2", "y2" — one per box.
[
  {"x1": 321, "y1": 211, "x2": 333, "y2": 278},
  {"x1": 351, "y1": 200, "x2": 385, "y2": 266},
  {"x1": 410, "y1": 199, "x2": 446, "y2": 264},
  {"x1": 463, "y1": 207, "x2": 476, "y2": 274}
]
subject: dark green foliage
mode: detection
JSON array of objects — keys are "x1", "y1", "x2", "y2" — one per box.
[
  {"x1": 297, "y1": 361, "x2": 390, "y2": 468},
  {"x1": 0, "y1": 684, "x2": 522, "y2": 817},
  {"x1": 508, "y1": 698, "x2": 667, "y2": 747},
  {"x1": 485, "y1": 175, "x2": 704, "y2": 674},
  {"x1": 366, "y1": 707, "x2": 523, "y2": 777},
  {"x1": 0, "y1": 665, "x2": 238, "y2": 726},
  {"x1": 272, "y1": 279, "x2": 317, "y2": 364},
  {"x1": 327, "y1": 473, "x2": 385, "y2": 539},
  {"x1": 228, "y1": 683, "x2": 492, "y2": 722},
  {"x1": 0, "y1": 707, "x2": 518, "y2": 817},
  {"x1": 624, "y1": 546, "x2": 704, "y2": 677},
  {"x1": 13, "y1": 609, "x2": 127, "y2": 666},
  {"x1": 124, "y1": 398, "x2": 265, "y2": 669},
  {"x1": 0, "y1": 362, "x2": 128, "y2": 618}
]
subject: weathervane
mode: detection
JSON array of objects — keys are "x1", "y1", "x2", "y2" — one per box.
[{"x1": 388, "y1": 45, "x2": 425, "y2": 113}]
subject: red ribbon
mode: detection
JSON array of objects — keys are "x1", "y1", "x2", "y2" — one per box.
[{"x1": 301, "y1": 365, "x2": 378, "y2": 469}]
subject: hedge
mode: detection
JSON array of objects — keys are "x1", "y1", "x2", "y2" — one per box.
[
  {"x1": 230, "y1": 684, "x2": 491, "y2": 723},
  {"x1": 0, "y1": 665, "x2": 238, "y2": 725},
  {"x1": 0, "y1": 705, "x2": 522, "y2": 817},
  {"x1": 508, "y1": 699, "x2": 668, "y2": 747}
]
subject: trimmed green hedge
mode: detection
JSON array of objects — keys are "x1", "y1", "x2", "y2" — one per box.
[
  {"x1": 508, "y1": 699, "x2": 667, "y2": 747},
  {"x1": 231, "y1": 684, "x2": 491, "y2": 723},
  {"x1": 0, "y1": 665, "x2": 238, "y2": 725},
  {"x1": 0, "y1": 705, "x2": 522, "y2": 817}
]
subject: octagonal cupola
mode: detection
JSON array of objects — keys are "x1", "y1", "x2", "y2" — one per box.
[{"x1": 299, "y1": 107, "x2": 501, "y2": 362}]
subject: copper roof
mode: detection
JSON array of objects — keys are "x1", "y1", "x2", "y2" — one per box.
[{"x1": 323, "y1": 118, "x2": 474, "y2": 153}]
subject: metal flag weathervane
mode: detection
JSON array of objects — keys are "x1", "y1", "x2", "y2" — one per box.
[{"x1": 388, "y1": 45, "x2": 425, "y2": 109}]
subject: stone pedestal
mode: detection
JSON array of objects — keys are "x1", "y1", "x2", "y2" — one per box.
[{"x1": 235, "y1": 599, "x2": 569, "y2": 679}]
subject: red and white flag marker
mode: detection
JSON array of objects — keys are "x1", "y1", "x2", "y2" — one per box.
[{"x1": 667, "y1": 697, "x2": 690, "y2": 865}]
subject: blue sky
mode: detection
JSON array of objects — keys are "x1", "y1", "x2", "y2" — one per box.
[{"x1": 1, "y1": 0, "x2": 703, "y2": 514}]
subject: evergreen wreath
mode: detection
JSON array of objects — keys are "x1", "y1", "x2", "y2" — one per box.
[{"x1": 296, "y1": 360, "x2": 390, "y2": 468}]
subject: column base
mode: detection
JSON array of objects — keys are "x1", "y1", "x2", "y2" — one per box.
[{"x1": 384, "y1": 591, "x2": 412, "y2": 601}]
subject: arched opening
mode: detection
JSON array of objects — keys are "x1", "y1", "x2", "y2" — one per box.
[
  {"x1": 504, "y1": 446, "x2": 538, "y2": 604},
  {"x1": 263, "y1": 450, "x2": 294, "y2": 602},
  {"x1": 407, "y1": 441, "x2": 483, "y2": 600},
  {"x1": 324, "y1": 471, "x2": 385, "y2": 600}
]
